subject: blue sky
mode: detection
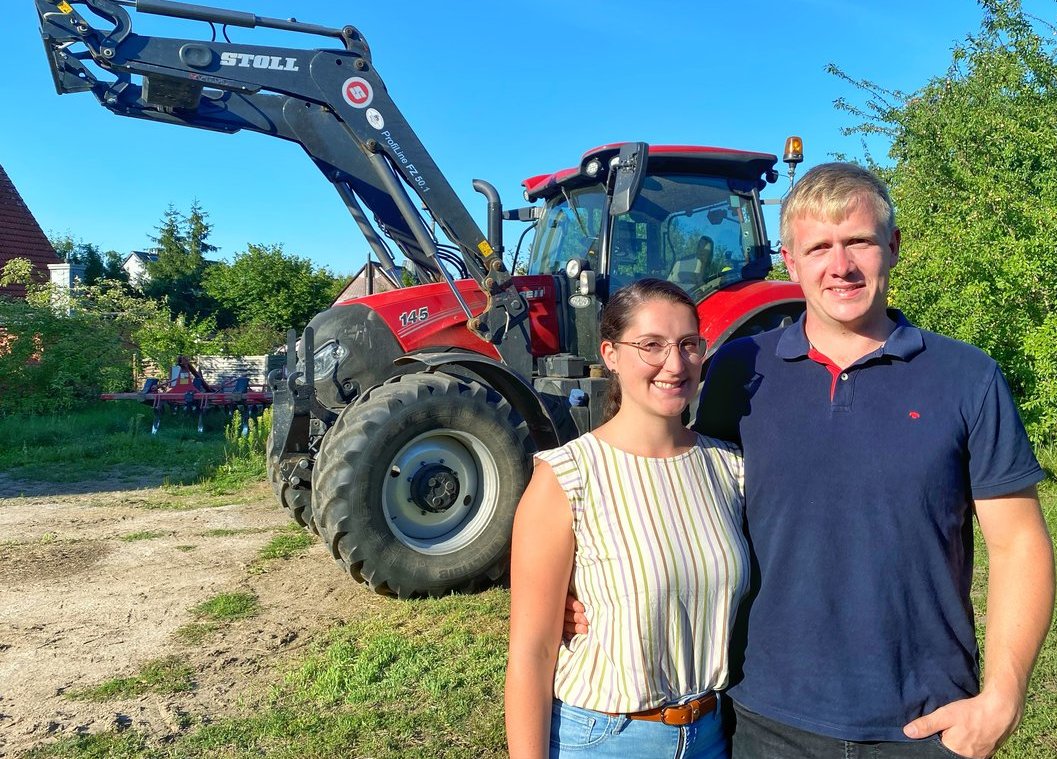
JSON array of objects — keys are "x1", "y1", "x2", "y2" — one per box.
[{"x1": 4, "y1": 1, "x2": 1052, "y2": 276}]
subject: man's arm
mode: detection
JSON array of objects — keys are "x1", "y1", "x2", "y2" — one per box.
[{"x1": 904, "y1": 485, "x2": 1054, "y2": 757}]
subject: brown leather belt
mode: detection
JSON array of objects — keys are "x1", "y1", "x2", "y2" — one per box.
[{"x1": 606, "y1": 692, "x2": 718, "y2": 726}]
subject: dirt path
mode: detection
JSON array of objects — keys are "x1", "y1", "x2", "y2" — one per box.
[{"x1": 0, "y1": 479, "x2": 377, "y2": 757}]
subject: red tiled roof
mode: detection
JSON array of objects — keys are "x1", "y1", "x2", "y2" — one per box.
[{"x1": 0, "y1": 164, "x2": 60, "y2": 300}]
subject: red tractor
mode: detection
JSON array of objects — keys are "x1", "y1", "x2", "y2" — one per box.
[{"x1": 37, "y1": 0, "x2": 805, "y2": 597}]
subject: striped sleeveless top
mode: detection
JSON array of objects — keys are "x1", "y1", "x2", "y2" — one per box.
[{"x1": 534, "y1": 432, "x2": 748, "y2": 712}]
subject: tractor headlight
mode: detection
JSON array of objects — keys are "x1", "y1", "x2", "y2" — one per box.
[{"x1": 312, "y1": 340, "x2": 348, "y2": 379}]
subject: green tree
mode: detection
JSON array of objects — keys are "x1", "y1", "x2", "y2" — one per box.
[
  {"x1": 203, "y1": 243, "x2": 343, "y2": 338},
  {"x1": 186, "y1": 199, "x2": 217, "y2": 260},
  {"x1": 49, "y1": 233, "x2": 128, "y2": 286},
  {"x1": 831, "y1": 0, "x2": 1057, "y2": 442},
  {"x1": 144, "y1": 203, "x2": 216, "y2": 319}
]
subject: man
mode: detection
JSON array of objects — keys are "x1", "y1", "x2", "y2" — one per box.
[
  {"x1": 695, "y1": 163, "x2": 1053, "y2": 757},
  {"x1": 670, "y1": 234, "x2": 721, "y2": 288},
  {"x1": 566, "y1": 163, "x2": 1053, "y2": 757}
]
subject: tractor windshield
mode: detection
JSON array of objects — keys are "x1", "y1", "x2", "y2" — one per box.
[
  {"x1": 608, "y1": 174, "x2": 767, "y2": 295},
  {"x1": 525, "y1": 185, "x2": 606, "y2": 276}
]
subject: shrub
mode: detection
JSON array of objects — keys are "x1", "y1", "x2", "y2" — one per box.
[{"x1": 0, "y1": 297, "x2": 132, "y2": 415}]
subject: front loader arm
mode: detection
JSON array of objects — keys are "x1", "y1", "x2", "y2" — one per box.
[{"x1": 35, "y1": 0, "x2": 530, "y2": 372}]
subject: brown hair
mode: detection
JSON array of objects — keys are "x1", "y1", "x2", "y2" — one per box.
[
  {"x1": 779, "y1": 162, "x2": 895, "y2": 249},
  {"x1": 599, "y1": 278, "x2": 700, "y2": 423}
]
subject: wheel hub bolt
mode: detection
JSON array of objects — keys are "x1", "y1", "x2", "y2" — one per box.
[{"x1": 409, "y1": 463, "x2": 460, "y2": 513}]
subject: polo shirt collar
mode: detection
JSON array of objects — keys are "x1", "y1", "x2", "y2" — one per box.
[{"x1": 776, "y1": 309, "x2": 925, "y2": 361}]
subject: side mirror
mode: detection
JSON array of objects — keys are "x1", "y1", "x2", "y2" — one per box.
[{"x1": 609, "y1": 142, "x2": 649, "y2": 217}]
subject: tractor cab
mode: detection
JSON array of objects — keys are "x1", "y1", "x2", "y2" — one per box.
[{"x1": 522, "y1": 144, "x2": 782, "y2": 361}]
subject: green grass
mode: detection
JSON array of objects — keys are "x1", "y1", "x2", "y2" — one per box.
[
  {"x1": 119, "y1": 530, "x2": 166, "y2": 542},
  {"x1": 174, "y1": 545, "x2": 197, "y2": 552},
  {"x1": 34, "y1": 590, "x2": 510, "y2": 758},
  {"x1": 136, "y1": 486, "x2": 262, "y2": 511},
  {"x1": 172, "y1": 621, "x2": 218, "y2": 644},
  {"x1": 65, "y1": 656, "x2": 195, "y2": 702},
  {"x1": 24, "y1": 731, "x2": 151, "y2": 759},
  {"x1": 200, "y1": 527, "x2": 274, "y2": 537},
  {"x1": 0, "y1": 401, "x2": 268, "y2": 491},
  {"x1": 246, "y1": 524, "x2": 315, "y2": 575},
  {"x1": 257, "y1": 528, "x2": 314, "y2": 561},
  {"x1": 173, "y1": 592, "x2": 260, "y2": 644},
  {"x1": 191, "y1": 591, "x2": 260, "y2": 621}
]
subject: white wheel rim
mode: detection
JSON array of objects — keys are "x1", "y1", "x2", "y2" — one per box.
[{"x1": 380, "y1": 428, "x2": 499, "y2": 555}]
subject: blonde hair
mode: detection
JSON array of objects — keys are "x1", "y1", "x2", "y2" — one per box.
[{"x1": 780, "y1": 163, "x2": 895, "y2": 248}]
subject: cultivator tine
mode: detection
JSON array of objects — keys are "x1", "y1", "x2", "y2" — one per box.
[
  {"x1": 152, "y1": 396, "x2": 163, "y2": 435},
  {"x1": 196, "y1": 393, "x2": 206, "y2": 433}
]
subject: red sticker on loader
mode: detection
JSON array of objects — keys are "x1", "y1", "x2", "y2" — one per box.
[{"x1": 342, "y1": 77, "x2": 373, "y2": 108}]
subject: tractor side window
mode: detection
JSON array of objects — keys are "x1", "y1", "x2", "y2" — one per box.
[
  {"x1": 609, "y1": 174, "x2": 763, "y2": 295},
  {"x1": 525, "y1": 185, "x2": 606, "y2": 275}
]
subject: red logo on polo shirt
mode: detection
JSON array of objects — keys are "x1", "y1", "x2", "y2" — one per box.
[{"x1": 908, "y1": 411, "x2": 921, "y2": 420}]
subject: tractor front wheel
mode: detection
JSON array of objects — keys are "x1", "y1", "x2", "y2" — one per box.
[{"x1": 312, "y1": 373, "x2": 532, "y2": 597}]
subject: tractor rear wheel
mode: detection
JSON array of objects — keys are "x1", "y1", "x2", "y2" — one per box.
[
  {"x1": 312, "y1": 373, "x2": 532, "y2": 597},
  {"x1": 266, "y1": 430, "x2": 316, "y2": 533}
]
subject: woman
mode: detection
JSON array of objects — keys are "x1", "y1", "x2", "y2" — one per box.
[{"x1": 505, "y1": 278, "x2": 749, "y2": 758}]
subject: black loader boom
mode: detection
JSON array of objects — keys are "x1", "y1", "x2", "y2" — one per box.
[{"x1": 35, "y1": 0, "x2": 531, "y2": 365}]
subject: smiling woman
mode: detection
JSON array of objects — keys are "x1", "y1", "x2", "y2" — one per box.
[{"x1": 505, "y1": 279, "x2": 748, "y2": 759}]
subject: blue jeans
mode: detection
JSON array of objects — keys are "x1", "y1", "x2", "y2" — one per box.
[
  {"x1": 731, "y1": 702, "x2": 973, "y2": 759},
  {"x1": 549, "y1": 698, "x2": 729, "y2": 758}
]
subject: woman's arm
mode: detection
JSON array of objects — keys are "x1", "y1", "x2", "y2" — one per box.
[{"x1": 505, "y1": 461, "x2": 575, "y2": 759}]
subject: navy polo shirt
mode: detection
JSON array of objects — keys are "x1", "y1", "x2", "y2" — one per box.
[{"x1": 695, "y1": 311, "x2": 1044, "y2": 742}]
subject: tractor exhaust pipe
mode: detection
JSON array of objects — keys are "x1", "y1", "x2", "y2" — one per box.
[{"x1": 473, "y1": 179, "x2": 504, "y2": 262}]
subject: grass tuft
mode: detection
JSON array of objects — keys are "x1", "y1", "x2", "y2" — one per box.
[
  {"x1": 246, "y1": 524, "x2": 315, "y2": 575},
  {"x1": 257, "y1": 530, "x2": 314, "y2": 562},
  {"x1": 191, "y1": 591, "x2": 260, "y2": 621},
  {"x1": 23, "y1": 730, "x2": 150, "y2": 759},
  {"x1": 173, "y1": 621, "x2": 219, "y2": 644},
  {"x1": 67, "y1": 656, "x2": 195, "y2": 702},
  {"x1": 200, "y1": 527, "x2": 273, "y2": 537},
  {"x1": 119, "y1": 530, "x2": 166, "y2": 542}
]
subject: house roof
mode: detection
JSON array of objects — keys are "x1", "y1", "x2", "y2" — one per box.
[
  {"x1": 122, "y1": 250, "x2": 160, "y2": 266},
  {"x1": 332, "y1": 260, "x2": 400, "y2": 305},
  {"x1": 0, "y1": 164, "x2": 60, "y2": 299}
]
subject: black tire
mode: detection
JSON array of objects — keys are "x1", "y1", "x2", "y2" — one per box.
[
  {"x1": 266, "y1": 429, "x2": 316, "y2": 533},
  {"x1": 312, "y1": 373, "x2": 533, "y2": 598}
]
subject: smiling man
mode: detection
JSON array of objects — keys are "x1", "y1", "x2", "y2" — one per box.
[{"x1": 694, "y1": 162, "x2": 1054, "y2": 758}]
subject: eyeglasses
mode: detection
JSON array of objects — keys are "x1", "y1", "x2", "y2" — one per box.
[{"x1": 612, "y1": 337, "x2": 706, "y2": 367}]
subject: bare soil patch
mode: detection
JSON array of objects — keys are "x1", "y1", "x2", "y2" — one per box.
[{"x1": 0, "y1": 479, "x2": 375, "y2": 757}]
